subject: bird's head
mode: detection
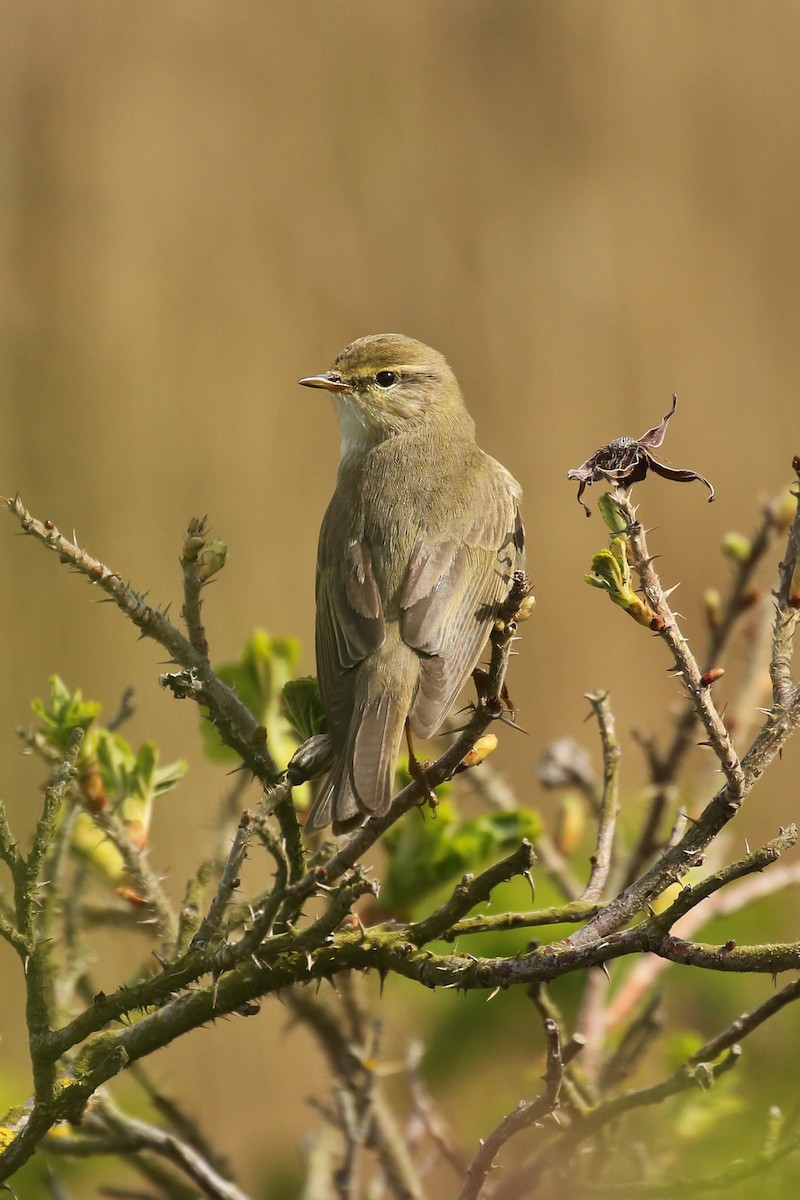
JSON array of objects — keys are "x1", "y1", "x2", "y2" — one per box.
[{"x1": 299, "y1": 334, "x2": 471, "y2": 452}]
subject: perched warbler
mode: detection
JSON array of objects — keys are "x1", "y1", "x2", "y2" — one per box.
[{"x1": 299, "y1": 334, "x2": 524, "y2": 834}]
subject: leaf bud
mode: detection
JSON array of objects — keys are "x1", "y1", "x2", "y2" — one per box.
[
  {"x1": 721, "y1": 532, "x2": 751, "y2": 563},
  {"x1": 772, "y1": 486, "x2": 799, "y2": 532},
  {"x1": 703, "y1": 588, "x2": 722, "y2": 630},
  {"x1": 515, "y1": 594, "x2": 536, "y2": 622},
  {"x1": 597, "y1": 492, "x2": 628, "y2": 534},
  {"x1": 554, "y1": 793, "x2": 586, "y2": 857},
  {"x1": 196, "y1": 539, "x2": 228, "y2": 582},
  {"x1": 287, "y1": 733, "x2": 335, "y2": 784},
  {"x1": 460, "y1": 733, "x2": 498, "y2": 769}
]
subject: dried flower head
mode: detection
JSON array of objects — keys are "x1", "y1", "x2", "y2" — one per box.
[{"x1": 568, "y1": 395, "x2": 715, "y2": 517}]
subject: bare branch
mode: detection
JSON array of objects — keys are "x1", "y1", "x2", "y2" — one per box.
[
  {"x1": 459, "y1": 1018, "x2": 562, "y2": 1200},
  {"x1": 581, "y1": 691, "x2": 620, "y2": 901}
]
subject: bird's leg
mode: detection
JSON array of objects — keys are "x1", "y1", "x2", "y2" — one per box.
[{"x1": 405, "y1": 721, "x2": 439, "y2": 816}]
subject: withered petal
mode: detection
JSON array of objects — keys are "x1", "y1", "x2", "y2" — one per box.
[
  {"x1": 567, "y1": 460, "x2": 597, "y2": 484},
  {"x1": 570, "y1": 473, "x2": 593, "y2": 517},
  {"x1": 647, "y1": 456, "x2": 716, "y2": 501},
  {"x1": 637, "y1": 394, "x2": 678, "y2": 450},
  {"x1": 568, "y1": 457, "x2": 605, "y2": 516}
]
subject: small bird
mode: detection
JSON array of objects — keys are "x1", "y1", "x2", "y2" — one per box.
[{"x1": 299, "y1": 334, "x2": 524, "y2": 834}]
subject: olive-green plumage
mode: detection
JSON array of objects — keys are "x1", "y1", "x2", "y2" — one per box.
[{"x1": 299, "y1": 335, "x2": 524, "y2": 834}]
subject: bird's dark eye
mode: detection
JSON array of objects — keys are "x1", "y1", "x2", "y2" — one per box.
[{"x1": 375, "y1": 370, "x2": 398, "y2": 388}]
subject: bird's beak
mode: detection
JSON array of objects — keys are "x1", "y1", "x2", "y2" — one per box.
[{"x1": 298, "y1": 372, "x2": 350, "y2": 393}]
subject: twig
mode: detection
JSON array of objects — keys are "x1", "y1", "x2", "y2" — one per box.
[
  {"x1": 180, "y1": 516, "x2": 212, "y2": 663},
  {"x1": 442, "y1": 899, "x2": 602, "y2": 941},
  {"x1": 567, "y1": 489, "x2": 800, "y2": 949},
  {"x1": 407, "y1": 840, "x2": 535, "y2": 946},
  {"x1": 404, "y1": 1040, "x2": 467, "y2": 1179},
  {"x1": 55, "y1": 1095, "x2": 251, "y2": 1200},
  {"x1": 189, "y1": 810, "x2": 256, "y2": 951},
  {"x1": 690, "y1": 976, "x2": 800, "y2": 1064},
  {"x1": 645, "y1": 485, "x2": 791, "y2": 789},
  {"x1": 106, "y1": 686, "x2": 137, "y2": 733},
  {"x1": 605, "y1": 844, "x2": 800, "y2": 1028},
  {"x1": 769, "y1": 464, "x2": 800, "y2": 707},
  {"x1": 287, "y1": 988, "x2": 426, "y2": 1200},
  {"x1": 617, "y1": 492, "x2": 744, "y2": 799},
  {"x1": 2, "y1": 496, "x2": 282, "y2": 786},
  {"x1": 573, "y1": 967, "x2": 610, "y2": 1083},
  {"x1": 461, "y1": 745, "x2": 584, "y2": 901},
  {"x1": 598, "y1": 992, "x2": 662, "y2": 1092},
  {"x1": 581, "y1": 691, "x2": 620, "y2": 901},
  {"x1": 89, "y1": 806, "x2": 179, "y2": 950},
  {"x1": 500, "y1": 1047, "x2": 741, "y2": 1199},
  {"x1": 459, "y1": 1017, "x2": 562, "y2": 1200}
]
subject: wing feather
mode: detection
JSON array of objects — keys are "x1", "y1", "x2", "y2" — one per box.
[
  {"x1": 315, "y1": 538, "x2": 385, "y2": 745},
  {"x1": 402, "y1": 475, "x2": 523, "y2": 738}
]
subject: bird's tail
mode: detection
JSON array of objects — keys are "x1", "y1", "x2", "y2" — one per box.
[{"x1": 305, "y1": 657, "x2": 415, "y2": 836}]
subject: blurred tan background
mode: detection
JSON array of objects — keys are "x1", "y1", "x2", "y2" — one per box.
[{"x1": 2, "y1": 1, "x2": 800, "y2": 1195}]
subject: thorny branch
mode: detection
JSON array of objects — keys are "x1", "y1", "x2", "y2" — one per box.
[
  {"x1": 459, "y1": 1017, "x2": 563, "y2": 1200},
  {"x1": 580, "y1": 690, "x2": 620, "y2": 901},
  {"x1": 1, "y1": 460, "x2": 800, "y2": 1196},
  {"x1": 567, "y1": 473, "x2": 800, "y2": 948}
]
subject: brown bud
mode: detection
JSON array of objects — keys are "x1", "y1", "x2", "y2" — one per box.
[
  {"x1": 80, "y1": 764, "x2": 107, "y2": 811},
  {"x1": 700, "y1": 667, "x2": 725, "y2": 688},
  {"x1": 125, "y1": 819, "x2": 148, "y2": 850}
]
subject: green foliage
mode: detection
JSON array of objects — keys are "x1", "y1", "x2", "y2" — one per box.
[
  {"x1": 95, "y1": 737, "x2": 186, "y2": 813},
  {"x1": 200, "y1": 630, "x2": 302, "y2": 769},
  {"x1": 598, "y1": 491, "x2": 629, "y2": 534},
  {"x1": 32, "y1": 675, "x2": 101, "y2": 753},
  {"x1": 721, "y1": 531, "x2": 752, "y2": 563},
  {"x1": 31, "y1": 676, "x2": 186, "y2": 882},
  {"x1": 282, "y1": 675, "x2": 326, "y2": 740},
  {"x1": 379, "y1": 798, "x2": 543, "y2": 919},
  {"x1": 586, "y1": 536, "x2": 661, "y2": 628}
]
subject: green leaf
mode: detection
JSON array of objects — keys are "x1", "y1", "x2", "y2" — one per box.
[
  {"x1": 282, "y1": 676, "x2": 326, "y2": 740},
  {"x1": 586, "y1": 538, "x2": 661, "y2": 628},
  {"x1": 598, "y1": 492, "x2": 629, "y2": 534},
  {"x1": 380, "y1": 800, "x2": 543, "y2": 919},
  {"x1": 200, "y1": 630, "x2": 303, "y2": 768},
  {"x1": 31, "y1": 675, "x2": 101, "y2": 755},
  {"x1": 28, "y1": 678, "x2": 187, "y2": 887}
]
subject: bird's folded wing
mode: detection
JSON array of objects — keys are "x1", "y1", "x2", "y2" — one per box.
[
  {"x1": 315, "y1": 539, "x2": 385, "y2": 742},
  {"x1": 401, "y1": 486, "x2": 523, "y2": 737}
]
